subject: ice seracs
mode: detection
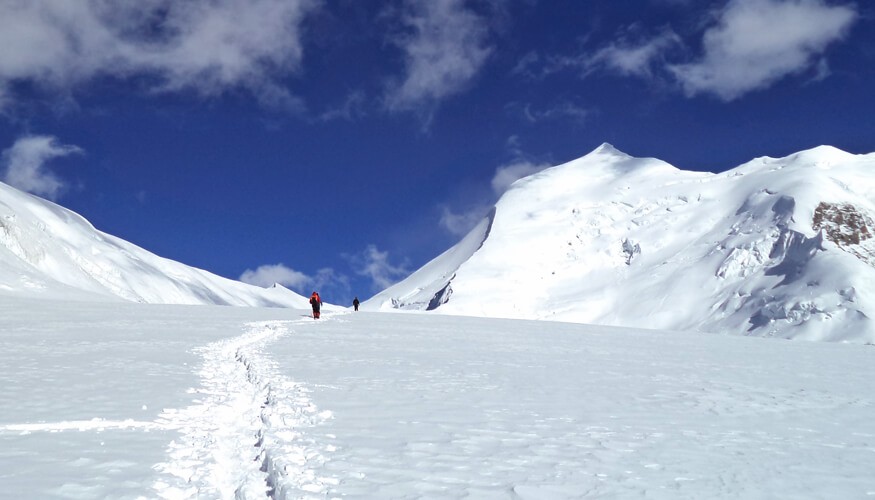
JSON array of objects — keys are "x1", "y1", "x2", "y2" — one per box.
[{"x1": 368, "y1": 144, "x2": 875, "y2": 343}]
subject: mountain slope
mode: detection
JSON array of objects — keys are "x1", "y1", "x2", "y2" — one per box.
[
  {"x1": 0, "y1": 181, "x2": 309, "y2": 308},
  {"x1": 366, "y1": 144, "x2": 875, "y2": 342}
]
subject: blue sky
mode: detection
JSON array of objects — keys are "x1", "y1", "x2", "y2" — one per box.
[{"x1": 1, "y1": 0, "x2": 873, "y2": 305}]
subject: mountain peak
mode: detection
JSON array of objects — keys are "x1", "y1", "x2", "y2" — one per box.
[
  {"x1": 588, "y1": 142, "x2": 631, "y2": 159},
  {"x1": 785, "y1": 145, "x2": 855, "y2": 165},
  {"x1": 741, "y1": 145, "x2": 859, "y2": 174},
  {"x1": 370, "y1": 144, "x2": 875, "y2": 343}
]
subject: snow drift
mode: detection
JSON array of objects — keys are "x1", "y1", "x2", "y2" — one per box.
[
  {"x1": 0, "y1": 181, "x2": 309, "y2": 308},
  {"x1": 367, "y1": 144, "x2": 875, "y2": 342}
]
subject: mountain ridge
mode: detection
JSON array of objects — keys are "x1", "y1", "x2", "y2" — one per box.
[
  {"x1": 0, "y1": 181, "x2": 310, "y2": 308},
  {"x1": 366, "y1": 143, "x2": 875, "y2": 342},
  {"x1": 3, "y1": 143, "x2": 874, "y2": 341}
]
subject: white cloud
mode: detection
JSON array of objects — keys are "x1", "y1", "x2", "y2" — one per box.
[
  {"x1": 438, "y1": 157, "x2": 548, "y2": 237},
  {"x1": 510, "y1": 51, "x2": 542, "y2": 79},
  {"x1": 510, "y1": 100, "x2": 591, "y2": 124},
  {"x1": 544, "y1": 0, "x2": 858, "y2": 101},
  {"x1": 239, "y1": 263, "x2": 312, "y2": 289},
  {"x1": 311, "y1": 267, "x2": 351, "y2": 294},
  {"x1": 0, "y1": 0, "x2": 320, "y2": 110},
  {"x1": 586, "y1": 28, "x2": 682, "y2": 79},
  {"x1": 440, "y1": 138, "x2": 551, "y2": 237},
  {"x1": 1, "y1": 136, "x2": 83, "y2": 200},
  {"x1": 518, "y1": 26, "x2": 681, "y2": 87},
  {"x1": 385, "y1": 0, "x2": 493, "y2": 114},
  {"x1": 492, "y1": 136, "x2": 551, "y2": 194},
  {"x1": 347, "y1": 244, "x2": 410, "y2": 291},
  {"x1": 439, "y1": 205, "x2": 490, "y2": 237},
  {"x1": 669, "y1": 0, "x2": 858, "y2": 100},
  {"x1": 491, "y1": 159, "x2": 551, "y2": 194},
  {"x1": 240, "y1": 263, "x2": 353, "y2": 300},
  {"x1": 317, "y1": 90, "x2": 367, "y2": 122}
]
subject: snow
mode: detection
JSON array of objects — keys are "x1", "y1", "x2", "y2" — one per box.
[
  {"x1": 0, "y1": 181, "x2": 311, "y2": 308},
  {"x1": 5, "y1": 143, "x2": 875, "y2": 340},
  {"x1": 368, "y1": 144, "x2": 875, "y2": 342},
  {"x1": 3, "y1": 299, "x2": 875, "y2": 499},
  {"x1": 4, "y1": 145, "x2": 875, "y2": 497}
]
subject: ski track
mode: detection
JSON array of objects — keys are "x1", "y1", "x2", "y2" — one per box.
[{"x1": 152, "y1": 319, "x2": 335, "y2": 499}]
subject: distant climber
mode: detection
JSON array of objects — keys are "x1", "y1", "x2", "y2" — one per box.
[
  {"x1": 353, "y1": 296, "x2": 360, "y2": 311},
  {"x1": 310, "y1": 291, "x2": 322, "y2": 319}
]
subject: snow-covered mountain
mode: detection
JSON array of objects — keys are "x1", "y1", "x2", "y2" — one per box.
[
  {"x1": 0, "y1": 180, "x2": 310, "y2": 308},
  {"x1": 366, "y1": 144, "x2": 875, "y2": 343},
  {"x1": 4, "y1": 143, "x2": 874, "y2": 341}
]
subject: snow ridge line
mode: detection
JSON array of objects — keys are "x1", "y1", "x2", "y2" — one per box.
[{"x1": 152, "y1": 320, "x2": 334, "y2": 499}]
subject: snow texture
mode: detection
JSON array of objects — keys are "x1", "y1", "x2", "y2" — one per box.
[{"x1": 2, "y1": 301, "x2": 875, "y2": 499}]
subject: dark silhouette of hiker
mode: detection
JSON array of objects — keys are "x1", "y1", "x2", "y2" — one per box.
[{"x1": 310, "y1": 291, "x2": 322, "y2": 319}]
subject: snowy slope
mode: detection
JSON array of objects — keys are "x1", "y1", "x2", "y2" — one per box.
[
  {"x1": 3, "y1": 300, "x2": 875, "y2": 499},
  {"x1": 367, "y1": 144, "x2": 875, "y2": 342},
  {"x1": 0, "y1": 181, "x2": 310, "y2": 308}
]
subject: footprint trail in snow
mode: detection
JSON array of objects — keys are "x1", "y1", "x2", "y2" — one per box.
[{"x1": 152, "y1": 319, "x2": 335, "y2": 499}]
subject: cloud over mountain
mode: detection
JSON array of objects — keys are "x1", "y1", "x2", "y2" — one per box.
[{"x1": 1, "y1": 135, "x2": 82, "y2": 200}]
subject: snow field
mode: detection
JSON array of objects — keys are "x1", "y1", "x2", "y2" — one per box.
[
  {"x1": 2, "y1": 298, "x2": 875, "y2": 499},
  {"x1": 271, "y1": 313, "x2": 875, "y2": 499},
  {"x1": 0, "y1": 299, "x2": 308, "y2": 498}
]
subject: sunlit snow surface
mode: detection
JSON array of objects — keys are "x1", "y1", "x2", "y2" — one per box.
[
  {"x1": 2, "y1": 299, "x2": 874, "y2": 499},
  {"x1": 368, "y1": 144, "x2": 875, "y2": 342}
]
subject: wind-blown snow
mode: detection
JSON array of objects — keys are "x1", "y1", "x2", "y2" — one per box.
[
  {"x1": 368, "y1": 143, "x2": 875, "y2": 342},
  {"x1": 2, "y1": 300, "x2": 875, "y2": 499}
]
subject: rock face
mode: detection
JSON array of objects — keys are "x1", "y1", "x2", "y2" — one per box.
[
  {"x1": 813, "y1": 202, "x2": 875, "y2": 264},
  {"x1": 367, "y1": 144, "x2": 875, "y2": 343}
]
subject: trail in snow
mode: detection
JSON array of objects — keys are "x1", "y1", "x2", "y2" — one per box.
[
  {"x1": 0, "y1": 419, "x2": 163, "y2": 433},
  {"x1": 152, "y1": 319, "x2": 335, "y2": 499}
]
